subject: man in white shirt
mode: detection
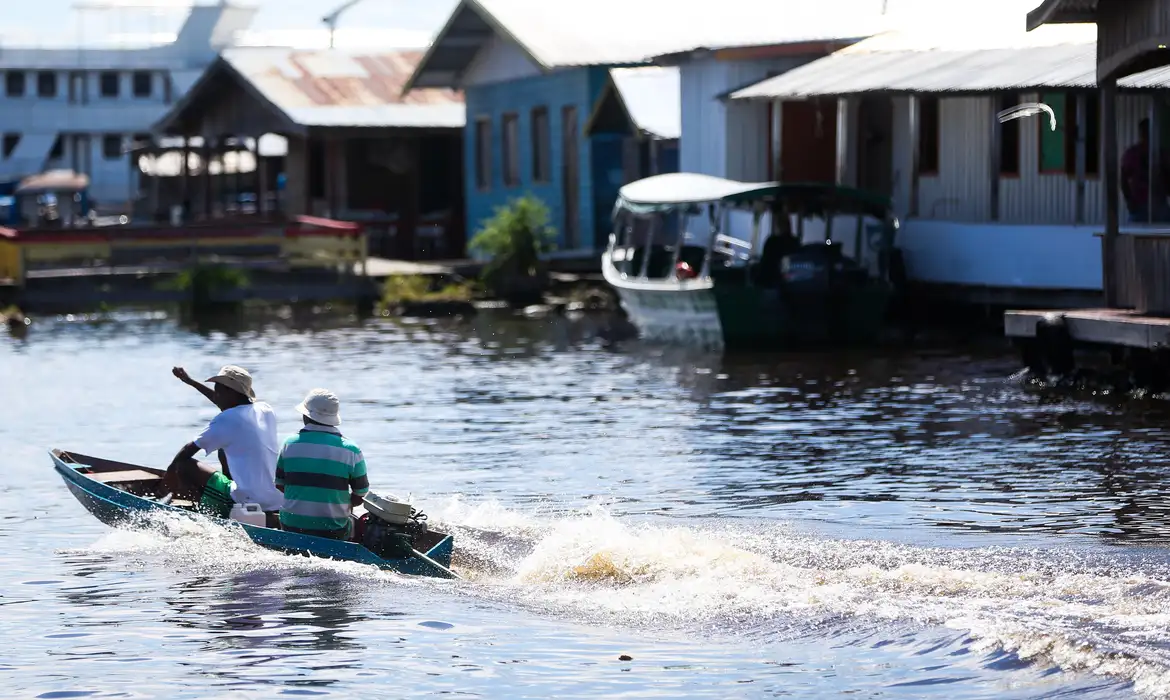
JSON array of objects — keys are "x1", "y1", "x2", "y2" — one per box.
[{"x1": 165, "y1": 365, "x2": 282, "y2": 522}]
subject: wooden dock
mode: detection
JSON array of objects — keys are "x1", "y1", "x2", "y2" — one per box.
[{"x1": 1005, "y1": 308, "x2": 1170, "y2": 349}]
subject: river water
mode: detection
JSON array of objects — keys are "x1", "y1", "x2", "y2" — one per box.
[{"x1": 3, "y1": 309, "x2": 1170, "y2": 698}]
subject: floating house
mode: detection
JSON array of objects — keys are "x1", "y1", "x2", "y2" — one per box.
[
  {"x1": 583, "y1": 67, "x2": 681, "y2": 185},
  {"x1": 152, "y1": 48, "x2": 466, "y2": 260},
  {"x1": 727, "y1": 19, "x2": 1170, "y2": 306},
  {"x1": 404, "y1": 0, "x2": 907, "y2": 254}
]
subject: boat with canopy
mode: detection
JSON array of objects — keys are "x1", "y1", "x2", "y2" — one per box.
[{"x1": 602, "y1": 172, "x2": 904, "y2": 349}]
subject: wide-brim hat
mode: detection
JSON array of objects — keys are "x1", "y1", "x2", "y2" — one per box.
[
  {"x1": 296, "y1": 388, "x2": 341, "y2": 426},
  {"x1": 206, "y1": 364, "x2": 255, "y2": 399}
]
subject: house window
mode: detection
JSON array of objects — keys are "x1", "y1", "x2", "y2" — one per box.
[
  {"x1": 917, "y1": 96, "x2": 940, "y2": 175},
  {"x1": 37, "y1": 72, "x2": 56, "y2": 98},
  {"x1": 531, "y1": 107, "x2": 550, "y2": 183},
  {"x1": 1037, "y1": 92, "x2": 1067, "y2": 173},
  {"x1": 99, "y1": 72, "x2": 120, "y2": 98},
  {"x1": 1058, "y1": 91, "x2": 1101, "y2": 178},
  {"x1": 102, "y1": 134, "x2": 123, "y2": 159},
  {"x1": 474, "y1": 116, "x2": 491, "y2": 191},
  {"x1": 132, "y1": 71, "x2": 152, "y2": 98},
  {"x1": 502, "y1": 113, "x2": 520, "y2": 187},
  {"x1": 2, "y1": 134, "x2": 20, "y2": 158},
  {"x1": 49, "y1": 135, "x2": 63, "y2": 160},
  {"x1": 5, "y1": 72, "x2": 25, "y2": 97},
  {"x1": 998, "y1": 94, "x2": 1021, "y2": 177}
]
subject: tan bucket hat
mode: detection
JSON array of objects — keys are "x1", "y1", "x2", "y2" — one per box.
[
  {"x1": 296, "y1": 388, "x2": 341, "y2": 426},
  {"x1": 206, "y1": 365, "x2": 255, "y2": 399}
]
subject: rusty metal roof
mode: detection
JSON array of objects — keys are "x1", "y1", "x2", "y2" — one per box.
[
  {"x1": 728, "y1": 22, "x2": 1170, "y2": 99},
  {"x1": 220, "y1": 48, "x2": 464, "y2": 128}
]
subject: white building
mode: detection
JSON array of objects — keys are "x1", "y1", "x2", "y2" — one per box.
[
  {"x1": 725, "y1": 21, "x2": 1170, "y2": 306},
  {"x1": 0, "y1": 2, "x2": 256, "y2": 210}
]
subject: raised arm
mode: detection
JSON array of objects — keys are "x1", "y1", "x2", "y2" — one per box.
[{"x1": 173, "y1": 366, "x2": 216, "y2": 405}]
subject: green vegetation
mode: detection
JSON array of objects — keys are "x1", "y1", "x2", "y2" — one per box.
[
  {"x1": 469, "y1": 196, "x2": 556, "y2": 297},
  {"x1": 162, "y1": 265, "x2": 250, "y2": 311},
  {"x1": 379, "y1": 274, "x2": 476, "y2": 309},
  {"x1": 0, "y1": 305, "x2": 21, "y2": 319}
]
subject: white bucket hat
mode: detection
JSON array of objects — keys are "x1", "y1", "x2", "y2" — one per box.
[
  {"x1": 206, "y1": 365, "x2": 255, "y2": 399},
  {"x1": 296, "y1": 388, "x2": 341, "y2": 426}
]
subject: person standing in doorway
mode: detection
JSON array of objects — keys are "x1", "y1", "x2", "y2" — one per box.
[{"x1": 1121, "y1": 118, "x2": 1170, "y2": 223}]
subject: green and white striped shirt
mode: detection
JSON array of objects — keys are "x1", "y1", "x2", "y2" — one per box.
[{"x1": 274, "y1": 424, "x2": 369, "y2": 534}]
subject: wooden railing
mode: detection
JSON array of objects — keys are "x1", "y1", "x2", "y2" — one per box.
[
  {"x1": 1106, "y1": 231, "x2": 1170, "y2": 314},
  {"x1": 0, "y1": 216, "x2": 367, "y2": 285}
]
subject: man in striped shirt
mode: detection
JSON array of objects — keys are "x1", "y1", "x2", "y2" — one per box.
[{"x1": 275, "y1": 389, "x2": 369, "y2": 540}]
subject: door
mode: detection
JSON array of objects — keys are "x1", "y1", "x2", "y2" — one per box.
[
  {"x1": 562, "y1": 106, "x2": 580, "y2": 250},
  {"x1": 856, "y1": 96, "x2": 894, "y2": 196},
  {"x1": 780, "y1": 100, "x2": 837, "y2": 183}
]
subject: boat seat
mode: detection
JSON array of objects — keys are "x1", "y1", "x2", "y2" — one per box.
[{"x1": 89, "y1": 469, "x2": 160, "y2": 484}]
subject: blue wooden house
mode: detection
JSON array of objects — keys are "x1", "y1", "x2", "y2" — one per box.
[{"x1": 404, "y1": 0, "x2": 681, "y2": 254}]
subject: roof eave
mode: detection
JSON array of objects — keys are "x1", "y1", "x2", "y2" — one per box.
[
  {"x1": 151, "y1": 55, "x2": 306, "y2": 137},
  {"x1": 583, "y1": 73, "x2": 639, "y2": 138},
  {"x1": 1026, "y1": 0, "x2": 1095, "y2": 30},
  {"x1": 402, "y1": 0, "x2": 549, "y2": 96}
]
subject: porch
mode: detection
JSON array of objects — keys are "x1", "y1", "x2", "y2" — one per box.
[{"x1": 151, "y1": 49, "x2": 466, "y2": 261}]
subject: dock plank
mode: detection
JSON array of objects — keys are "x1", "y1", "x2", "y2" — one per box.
[{"x1": 1005, "y1": 308, "x2": 1170, "y2": 349}]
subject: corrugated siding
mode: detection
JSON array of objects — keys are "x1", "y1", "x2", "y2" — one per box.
[
  {"x1": 681, "y1": 55, "x2": 819, "y2": 181},
  {"x1": 463, "y1": 67, "x2": 597, "y2": 250},
  {"x1": 877, "y1": 93, "x2": 1156, "y2": 225}
]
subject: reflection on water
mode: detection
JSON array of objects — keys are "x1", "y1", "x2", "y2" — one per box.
[{"x1": 5, "y1": 310, "x2": 1170, "y2": 698}]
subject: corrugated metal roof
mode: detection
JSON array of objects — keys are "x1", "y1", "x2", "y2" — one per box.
[
  {"x1": 610, "y1": 67, "x2": 680, "y2": 140},
  {"x1": 221, "y1": 47, "x2": 464, "y2": 128},
  {"x1": 727, "y1": 22, "x2": 1170, "y2": 99},
  {"x1": 408, "y1": 0, "x2": 1051, "y2": 91}
]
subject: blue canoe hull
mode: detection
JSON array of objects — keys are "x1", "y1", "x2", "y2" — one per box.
[{"x1": 51, "y1": 449, "x2": 456, "y2": 579}]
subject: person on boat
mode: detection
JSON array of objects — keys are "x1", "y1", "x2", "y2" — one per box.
[
  {"x1": 165, "y1": 365, "x2": 283, "y2": 521},
  {"x1": 1121, "y1": 118, "x2": 1170, "y2": 223},
  {"x1": 274, "y1": 389, "x2": 370, "y2": 541}
]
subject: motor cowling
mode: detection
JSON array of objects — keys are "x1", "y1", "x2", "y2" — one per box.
[{"x1": 359, "y1": 492, "x2": 429, "y2": 560}]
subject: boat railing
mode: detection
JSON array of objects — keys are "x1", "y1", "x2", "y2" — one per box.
[{"x1": 713, "y1": 234, "x2": 752, "y2": 262}]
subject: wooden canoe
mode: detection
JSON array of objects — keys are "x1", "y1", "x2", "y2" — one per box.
[{"x1": 50, "y1": 448, "x2": 458, "y2": 579}]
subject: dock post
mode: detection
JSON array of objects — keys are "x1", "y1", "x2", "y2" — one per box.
[{"x1": 1103, "y1": 79, "x2": 1120, "y2": 308}]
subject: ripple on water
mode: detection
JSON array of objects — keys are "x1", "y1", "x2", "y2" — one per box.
[{"x1": 1, "y1": 314, "x2": 1167, "y2": 698}]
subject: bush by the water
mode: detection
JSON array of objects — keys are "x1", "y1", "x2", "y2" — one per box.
[
  {"x1": 469, "y1": 196, "x2": 556, "y2": 296},
  {"x1": 380, "y1": 274, "x2": 476, "y2": 307}
]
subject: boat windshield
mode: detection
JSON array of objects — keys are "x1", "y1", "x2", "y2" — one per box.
[{"x1": 607, "y1": 174, "x2": 897, "y2": 284}]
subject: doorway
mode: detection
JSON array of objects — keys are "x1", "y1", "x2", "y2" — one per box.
[
  {"x1": 856, "y1": 96, "x2": 894, "y2": 196},
  {"x1": 780, "y1": 100, "x2": 837, "y2": 183}
]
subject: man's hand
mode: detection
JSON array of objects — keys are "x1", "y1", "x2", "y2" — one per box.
[{"x1": 173, "y1": 366, "x2": 191, "y2": 383}]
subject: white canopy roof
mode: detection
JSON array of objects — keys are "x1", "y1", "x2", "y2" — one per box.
[{"x1": 616, "y1": 173, "x2": 776, "y2": 209}]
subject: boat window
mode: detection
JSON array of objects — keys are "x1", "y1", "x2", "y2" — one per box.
[
  {"x1": 99, "y1": 72, "x2": 120, "y2": 98},
  {"x1": 37, "y1": 72, "x2": 56, "y2": 98},
  {"x1": 5, "y1": 72, "x2": 25, "y2": 98},
  {"x1": 132, "y1": 71, "x2": 152, "y2": 98}
]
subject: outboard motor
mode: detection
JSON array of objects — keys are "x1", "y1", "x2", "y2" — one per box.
[{"x1": 359, "y1": 492, "x2": 429, "y2": 560}]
